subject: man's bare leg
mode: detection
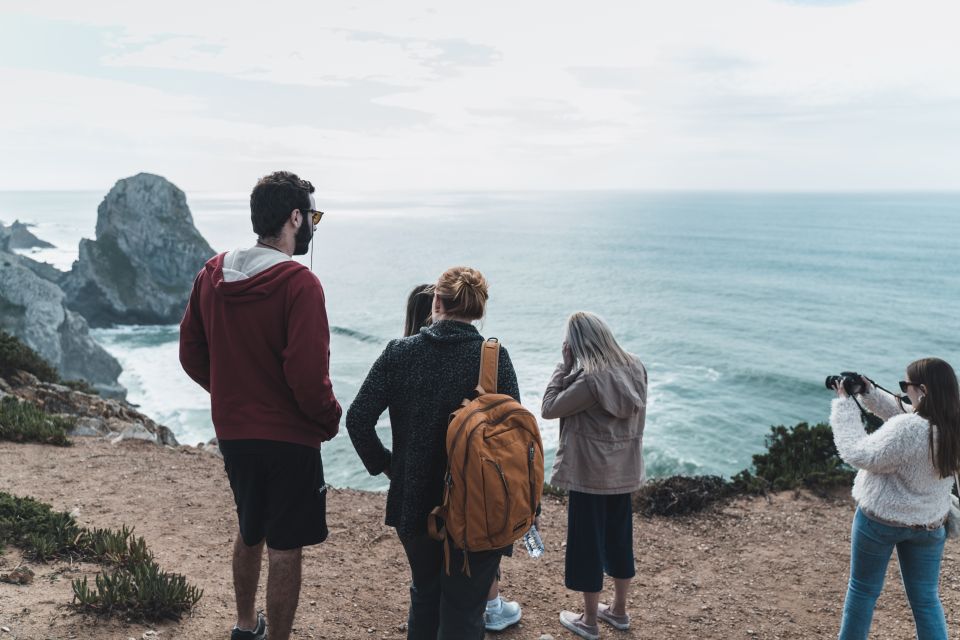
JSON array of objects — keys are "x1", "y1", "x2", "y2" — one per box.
[
  {"x1": 233, "y1": 533, "x2": 265, "y2": 630},
  {"x1": 266, "y1": 546, "x2": 303, "y2": 640}
]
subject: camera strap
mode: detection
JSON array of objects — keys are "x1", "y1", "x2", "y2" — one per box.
[
  {"x1": 850, "y1": 393, "x2": 869, "y2": 421},
  {"x1": 850, "y1": 378, "x2": 907, "y2": 429}
]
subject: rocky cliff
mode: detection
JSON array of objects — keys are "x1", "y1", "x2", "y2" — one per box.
[
  {"x1": 4, "y1": 220, "x2": 55, "y2": 249},
  {"x1": 0, "y1": 252, "x2": 125, "y2": 398},
  {"x1": 61, "y1": 173, "x2": 215, "y2": 327}
]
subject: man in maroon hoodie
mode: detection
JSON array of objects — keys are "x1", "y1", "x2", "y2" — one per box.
[{"x1": 179, "y1": 171, "x2": 341, "y2": 640}]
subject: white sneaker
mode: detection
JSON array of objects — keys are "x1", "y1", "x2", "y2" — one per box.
[{"x1": 484, "y1": 598, "x2": 522, "y2": 631}]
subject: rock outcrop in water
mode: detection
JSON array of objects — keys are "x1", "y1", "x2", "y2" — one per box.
[
  {"x1": 0, "y1": 251, "x2": 125, "y2": 398},
  {"x1": 61, "y1": 173, "x2": 215, "y2": 327},
  {"x1": 2, "y1": 220, "x2": 55, "y2": 250}
]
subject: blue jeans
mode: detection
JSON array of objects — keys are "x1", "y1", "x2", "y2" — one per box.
[{"x1": 838, "y1": 508, "x2": 947, "y2": 640}]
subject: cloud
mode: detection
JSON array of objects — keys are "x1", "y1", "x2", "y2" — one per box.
[
  {"x1": 776, "y1": 0, "x2": 864, "y2": 5},
  {"x1": 1, "y1": 0, "x2": 959, "y2": 190},
  {"x1": 345, "y1": 31, "x2": 502, "y2": 77}
]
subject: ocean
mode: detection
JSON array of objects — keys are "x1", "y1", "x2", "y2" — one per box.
[{"x1": 2, "y1": 190, "x2": 958, "y2": 491}]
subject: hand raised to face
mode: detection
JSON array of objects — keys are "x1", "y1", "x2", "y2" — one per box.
[{"x1": 562, "y1": 342, "x2": 575, "y2": 371}]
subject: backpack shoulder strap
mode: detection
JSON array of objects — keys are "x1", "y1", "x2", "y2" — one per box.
[{"x1": 477, "y1": 338, "x2": 500, "y2": 395}]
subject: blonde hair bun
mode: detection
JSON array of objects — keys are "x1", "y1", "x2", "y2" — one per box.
[{"x1": 436, "y1": 266, "x2": 489, "y2": 320}]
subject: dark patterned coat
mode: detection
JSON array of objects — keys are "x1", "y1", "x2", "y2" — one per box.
[{"x1": 346, "y1": 320, "x2": 520, "y2": 540}]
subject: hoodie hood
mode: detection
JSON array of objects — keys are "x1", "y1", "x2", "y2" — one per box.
[
  {"x1": 418, "y1": 320, "x2": 484, "y2": 344},
  {"x1": 222, "y1": 246, "x2": 292, "y2": 282},
  {"x1": 204, "y1": 252, "x2": 306, "y2": 303},
  {"x1": 584, "y1": 359, "x2": 647, "y2": 418}
]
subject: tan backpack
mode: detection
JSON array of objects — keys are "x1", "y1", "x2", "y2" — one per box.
[{"x1": 428, "y1": 338, "x2": 545, "y2": 575}]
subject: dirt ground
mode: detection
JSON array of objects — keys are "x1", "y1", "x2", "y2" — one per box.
[{"x1": 2, "y1": 439, "x2": 960, "y2": 640}]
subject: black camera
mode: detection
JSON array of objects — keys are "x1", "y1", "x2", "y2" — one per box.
[{"x1": 825, "y1": 371, "x2": 866, "y2": 395}]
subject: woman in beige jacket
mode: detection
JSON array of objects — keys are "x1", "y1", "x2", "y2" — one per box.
[{"x1": 542, "y1": 312, "x2": 647, "y2": 640}]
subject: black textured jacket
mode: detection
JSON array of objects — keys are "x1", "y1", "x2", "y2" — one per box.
[{"x1": 346, "y1": 320, "x2": 521, "y2": 540}]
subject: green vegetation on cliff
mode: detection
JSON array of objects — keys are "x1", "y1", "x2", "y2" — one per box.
[
  {"x1": 0, "y1": 329, "x2": 60, "y2": 383},
  {"x1": 0, "y1": 396, "x2": 73, "y2": 446},
  {"x1": 731, "y1": 421, "x2": 854, "y2": 493},
  {"x1": 634, "y1": 421, "x2": 856, "y2": 516},
  {"x1": 0, "y1": 492, "x2": 202, "y2": 621},
  {"x1": 0, "y1": 329, "x2": 99, "y2": 395}
]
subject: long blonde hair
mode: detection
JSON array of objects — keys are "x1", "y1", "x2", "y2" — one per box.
[{"x1": 565, "y1": 311, "x2": 633, "y2": 374}]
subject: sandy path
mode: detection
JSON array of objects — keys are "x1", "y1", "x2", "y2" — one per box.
[{"x1": 2, "y1": 439, "x2": 960, "y2": 639}]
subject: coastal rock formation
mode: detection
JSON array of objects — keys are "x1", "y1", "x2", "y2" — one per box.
[
  {"x1": 0, "y1": 251, "x2": 125, "y2": 397},
  {"x1": 62, "y1": 173, "x2": 215, "y2": 327},
  {"x1": 3, "y1": 375, "x2": 177, "y2": 446},
  {"x1": 4, "y1": 220, "x2": 55, "y2": 250}
]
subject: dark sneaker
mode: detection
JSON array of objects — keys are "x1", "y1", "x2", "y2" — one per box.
[{"x1": 231, "y1": 612, "x2": 266, "y2": 640}]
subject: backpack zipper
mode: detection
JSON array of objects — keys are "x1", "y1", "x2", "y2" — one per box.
[
  {"x1": 482, "y1": 458, "x2": 511, "y2": 538},
  {"x1": 528, "y1": 444, "x2": 536, "y2": 513}
]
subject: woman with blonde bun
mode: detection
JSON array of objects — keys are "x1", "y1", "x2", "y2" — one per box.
[
  {"x1": 347, "y1": 267, "x2": 521, "y2": 640},
  {"x1": 399, "y1": 282, "x2": 523, "y2": 632},
  {"x1": 542, "y1": 312, "x2": 647, "y2": 640}
]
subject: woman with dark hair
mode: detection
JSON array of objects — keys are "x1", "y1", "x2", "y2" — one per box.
[
  {"x1": 347, "y1": 267, "x2": 521, "y2": 640},
  {"x1": 400, "y1": 282, "x2": 522, "y2": 632},
  {"x1": 831, "y1": 357, "x2": 960, "y2": 639},
  {"x1": 403, "y1": 284, "x2": 434, "y2": 338}
]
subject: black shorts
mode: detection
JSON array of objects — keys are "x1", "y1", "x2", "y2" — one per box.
[
  {"x1": 564, "y1": 491, "x2": 636, "y2": 592},
  {"x1": 220, "y1": 439, "x2": 328, "y2": 551}
]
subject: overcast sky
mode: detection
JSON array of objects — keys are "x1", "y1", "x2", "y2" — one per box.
[{"x1": 1, "y1": 0, "x2": 958, "y2": 192}]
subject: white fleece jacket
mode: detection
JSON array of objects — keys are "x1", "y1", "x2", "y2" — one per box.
[{"x1": 830, "y1": 391, "x2": 953, "y2": 526}]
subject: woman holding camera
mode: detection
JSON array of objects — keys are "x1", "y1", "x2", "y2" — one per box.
[{"x1": 830, "y1": 358, "x2": 960, "y2": 640}]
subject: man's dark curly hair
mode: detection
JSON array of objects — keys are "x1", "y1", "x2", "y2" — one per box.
[{"x1": 250, "y1": 171, "x2": 315, "y2": 239}]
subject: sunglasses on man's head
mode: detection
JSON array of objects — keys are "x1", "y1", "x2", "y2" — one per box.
[{"x1": 899, "y1": 380, "x2": 922, "y2": 393}]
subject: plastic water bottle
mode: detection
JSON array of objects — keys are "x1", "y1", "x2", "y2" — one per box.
[{"x1": 522, "y1": 524, "x2": 544, "y2": 558}]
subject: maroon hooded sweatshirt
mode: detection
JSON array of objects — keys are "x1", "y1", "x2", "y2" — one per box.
[{"x1": 179, "y1": 252, "x2": 341, "y2": 448}]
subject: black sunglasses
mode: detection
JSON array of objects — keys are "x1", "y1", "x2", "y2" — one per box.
[{"x1": 899, "y1": 380, "x2": 922, "y2": 393}]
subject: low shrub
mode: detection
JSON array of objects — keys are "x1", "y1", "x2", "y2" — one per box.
[
  {"x1": 633, "y1": 421, "x2": 858, "y2": 518},
  {"x1": 0, "y1": 493, "x2": 81, "y2": 560},
  {"x1": 0, "y1": 491, "x2": 202, "y2": 621},
  {"x1": 0, "y1": 329, "x2": 59, "y2": 383},
  {"x1": 0, "y1": 396, "x2": 73, "y2": 446},
  {"x1": 73, "y1": 563, "x2": 202, "y2": 622},
  {"x1": 0, "y1": 330, "x2": 98, "y2": 395},
  {"x1": 542, "y1": 482, "x2": 568, "y2": 499},
  {"x1": 633, "y1": 475, "x2": 736, "y2": 517},
  {"x1": 746, "y1": 422, "x2": 855, "y2": 492}
]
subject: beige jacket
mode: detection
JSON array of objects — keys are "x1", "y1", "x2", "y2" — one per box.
[{"x1": 542, "y1": 357, "x2": 647, "y2": 495}]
